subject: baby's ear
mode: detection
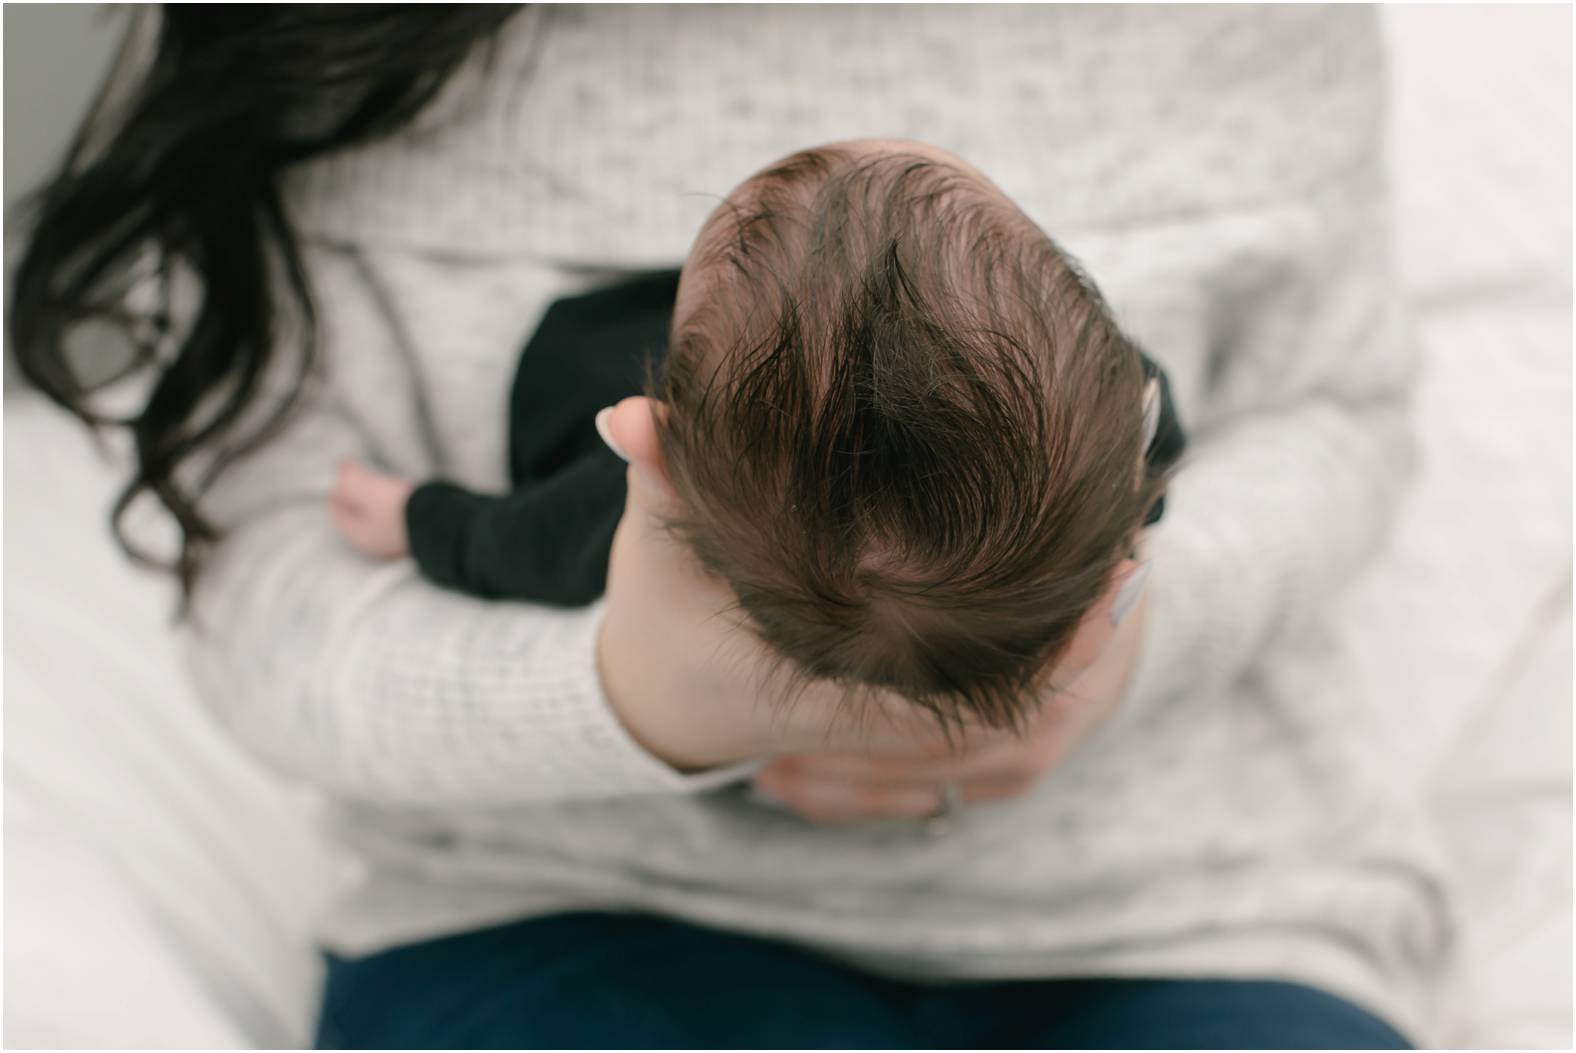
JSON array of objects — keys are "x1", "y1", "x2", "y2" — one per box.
[
  {"x1": 1107, "y1": 557, "x2": 1151, "y2": 627},
  {"x1": 597, "y1": 396, "x2": 677, "y2": 498}
]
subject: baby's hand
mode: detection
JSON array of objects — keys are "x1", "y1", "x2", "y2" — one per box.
[{"x1": 330, "y1": 459, "x2": 414, "y2": 559}]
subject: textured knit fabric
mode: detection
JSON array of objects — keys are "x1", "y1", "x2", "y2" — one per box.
[
  {"x1": 402, "y1": 269, "x2": 1185, "y2": 604},
  {"x1": 180, "y1": 5, "x2": 1452, "y2": 1045}
]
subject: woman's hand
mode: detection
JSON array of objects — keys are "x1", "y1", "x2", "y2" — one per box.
[
  {"x1": 752, "y1": 565, "x2": 1152, "y2": 823},
  {"x1": 330, "y1": 458, "x2": 415, "y2": 559},
  {"x1": 595, "y1": 398, "x2": 994, "y2": 772}
]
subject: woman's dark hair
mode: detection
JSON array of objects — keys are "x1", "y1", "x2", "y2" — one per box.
[{"x1": 8, "y1": 5, "x2": 521, "y2": 598}]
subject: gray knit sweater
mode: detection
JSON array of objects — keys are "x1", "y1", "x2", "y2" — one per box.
[{"x1": 182, "y1": 5, "x2": 1452, "y2": 1043}]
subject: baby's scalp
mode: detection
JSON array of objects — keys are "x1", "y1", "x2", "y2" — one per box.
[{"x1": 651, "y1": 140, "x2": 1168, "y2": 731}]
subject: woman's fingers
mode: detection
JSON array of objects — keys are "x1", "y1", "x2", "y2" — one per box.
[
  {"x1": 753, "y1": 767, "x2": 948, "y2": 823},
  {"x1": 761, "y1": 736, "x2": 1025, "y2": 788},
  {"x1": 749, "y1": 696, "x2": 1086, "y2": 824},
  {"x1": 753, "y1": 761, "x2": 1039, "y2": 824}
]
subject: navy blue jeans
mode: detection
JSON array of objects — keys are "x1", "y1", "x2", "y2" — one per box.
[{"x1": 316, "y1": 912, "x2": 1410, "y2": 1049}]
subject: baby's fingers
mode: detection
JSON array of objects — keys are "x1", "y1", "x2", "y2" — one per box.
[
  {"x1": 332, "y1": 458, "x2": 372, "y2": 504},
  {"x1": 329, "y1": 492, "x2": 371, "y2": 534}
]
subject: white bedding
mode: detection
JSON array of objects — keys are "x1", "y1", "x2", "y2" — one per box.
[
  {"x1": 4, "y1": 7, "x2": 1570, "y2": 1048},
  {"x1": 4, "y1": 396, "x2": 336, "y2": 1049}
]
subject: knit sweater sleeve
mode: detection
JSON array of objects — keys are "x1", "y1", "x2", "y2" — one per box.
[
  {"x1": 1124, "y1": 157, "x2": 1421, "y2": 719},
  {"x1": 181, "y1": 246, "x2": 754, "y2": 808}
]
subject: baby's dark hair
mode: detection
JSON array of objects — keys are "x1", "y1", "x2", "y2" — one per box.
[{"x1": 650, "y1": 144, "x2": 1170, "y2": 733}]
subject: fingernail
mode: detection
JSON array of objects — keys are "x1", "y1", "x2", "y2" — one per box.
[
  {"x1": 1141, "y1": 378, "x2": 1161, "y2": 451},
  {"x1": 1111, "y1": 562, "x2": 1151, "y2": 625},
  {"x1": 594, "y1": 407, "x2": 628, "y2": 462}
]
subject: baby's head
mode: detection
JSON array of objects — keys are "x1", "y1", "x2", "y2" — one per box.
[{"x1": 649, "y1": 140, "x2": 1168, "y2": 730}]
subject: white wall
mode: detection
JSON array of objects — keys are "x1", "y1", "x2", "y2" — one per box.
[{"x1": 3, "y1": 4, "x2": 130, "y2": 210}]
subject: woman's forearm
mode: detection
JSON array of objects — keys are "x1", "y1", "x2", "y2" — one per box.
[{"x1": 186, "y1": 503, "x2": 755, "y2": 807}]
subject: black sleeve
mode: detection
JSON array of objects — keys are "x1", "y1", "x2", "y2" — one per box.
[
  {"x1": 406, "y1": 269, "x2": 681, "y2": 607},
  {"x1": 507, "y1": 269, "x2": 682, "y2": 484},
  {"x1": 405, "y1": 447, "x2": 629, "y2": 606}
]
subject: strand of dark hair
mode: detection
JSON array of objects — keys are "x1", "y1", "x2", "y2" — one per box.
[{"x1": 7, "y1": 5, "x2": 522, "y2": 605}]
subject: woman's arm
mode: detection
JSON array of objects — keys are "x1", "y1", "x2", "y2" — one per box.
[
  {"x1": 181, "y1": 246, "x2": 752, "y2": 808},
  {"x1": 1125, "y1": 158, "x2": 1422, "y2": 716}
]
